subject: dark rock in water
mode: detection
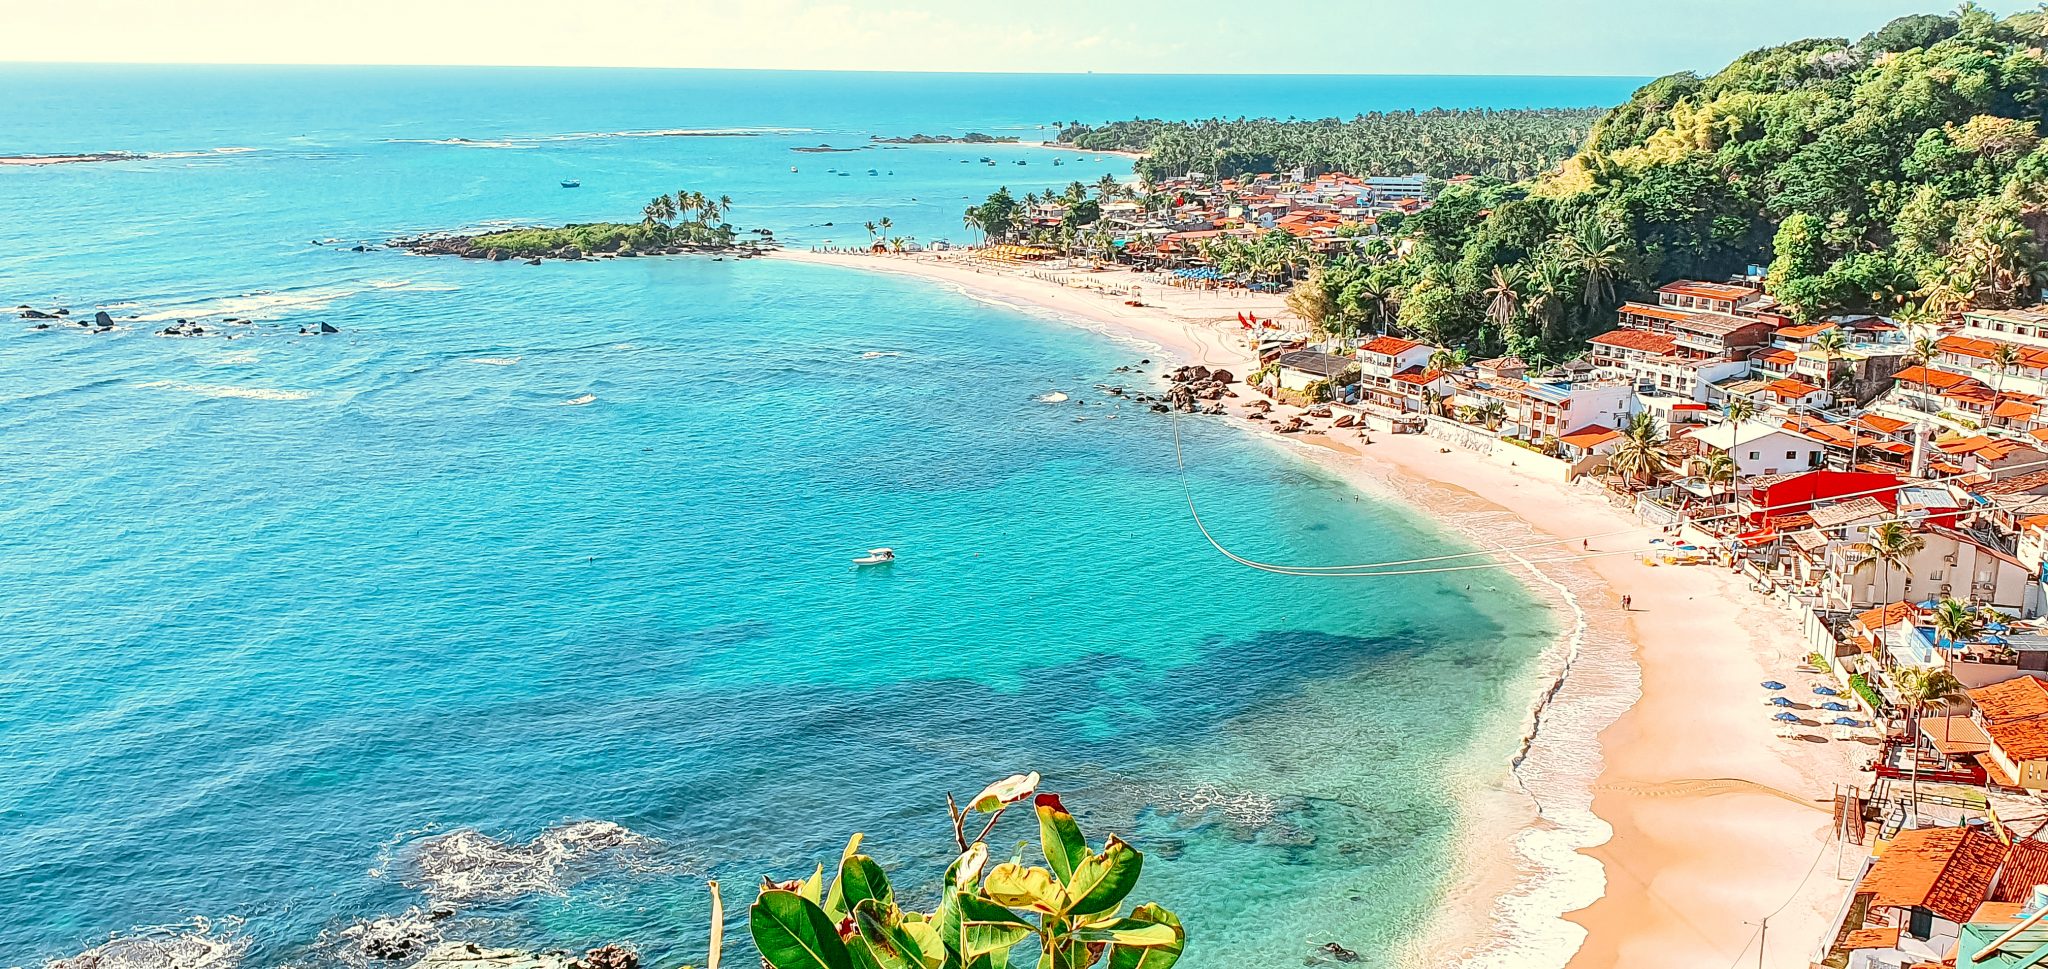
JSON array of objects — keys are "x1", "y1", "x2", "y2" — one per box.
[
  {"x1": 486, "y1": 248, "x2": 509, "y2": 262},
  {"x1": 526, "y1": 257, "x2": 542, "y2": 265},
  {"x1": 31, "y1": 322, "x2": 51, "y2": 329},
  {"x1": 318, "y1": 322, "x2": 339, "y2": 334},
  {"x1": 351, "y1": 244, "x2": 368, "y2": 252},
  {"x1": 53, "y1": 308, "x2": 69, "y2": 316},
  {"x1": 158, "y1": 321, "x2": 205, "y2": 337},
  {"x1": 583, "y1": 945, "x2": 639, "y2": 969},
  {"x1": 1150, "y1": 403, "x2": 1169, "y2": 413},
  {"x1": 94, "y1": 311, "x2": 113, "y2": 327},
  {"x1": 1210, "y1": 369, "x2": 1234, "y2": 384},
  {"x1": 1317, "y1": 942, "x2": 1360, "y2": 963},
  {"x1": 21, "y1": 309, "x2": 52, "y2": 319}
]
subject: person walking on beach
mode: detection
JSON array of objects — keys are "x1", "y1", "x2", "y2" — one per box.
[{"x1": 1621, "y1": 594, "x2": 1632, "y2": 610}]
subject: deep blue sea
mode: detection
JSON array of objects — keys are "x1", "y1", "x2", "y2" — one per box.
[{"x1": 0, "y1": 67, "x2": 1646, "y2": 969}]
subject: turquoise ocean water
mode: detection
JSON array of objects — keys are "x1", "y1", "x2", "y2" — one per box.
[{"x1": 0, "y1": 67, "x2": 1645, "y2": 968}]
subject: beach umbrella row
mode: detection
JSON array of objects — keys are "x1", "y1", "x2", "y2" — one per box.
[
  {"x1": 1761, "y1": 680, "x2": 1787, "y2": 691},
  {"x1": 1773, "y1": 712, "x2": 1801, "y2": 723}
]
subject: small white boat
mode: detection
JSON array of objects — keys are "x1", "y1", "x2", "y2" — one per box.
[
  {"x1": 852, "y1": 547, "x2": 896, "y2": 566},
  {"x1": 560, "y1": 179, "x2": 580, "y2": 188}
]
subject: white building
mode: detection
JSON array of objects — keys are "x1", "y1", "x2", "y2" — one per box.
[{"x1": 1687, "y1": 422, "x2": 1827, "y2": 477}]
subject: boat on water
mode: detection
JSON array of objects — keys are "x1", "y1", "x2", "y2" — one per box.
[
  {"x1": 790, "y1": 166, "x2": 798, "y2": 173},
  {"x1": 560, "y1": 179, "x2": 580, "y2": 188},
  {"x1": 867, "y1": 169, "x2": 878, "y2": 176},
  {"x1": 852, "y1": 547, "x2": 895, "y2": 566}
]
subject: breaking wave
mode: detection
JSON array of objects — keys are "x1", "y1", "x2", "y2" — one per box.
[
  {"x1": 467, "y1": 356, "x2": 521, "y2": 366},
  {"x1": 561, "y1": 393, "x2": 597, "y2": 406},
  {"x1": 312, "y1": 907, "x2": 455, "y2": 968},
  {"x1": 382, "y1": 820, "x2": 663, "y2": 904},
  {"x1": 136, "y1": 381, "x2": 312, "y2": 401},
  {"x1": 46, "y1": 917, "x2": 248, "y2": 969},
  {"x1": 386, "y1": 128, "x2": 807, "y2": 149}
]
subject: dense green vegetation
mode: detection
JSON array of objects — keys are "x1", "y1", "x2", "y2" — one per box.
[
  {"x1": 1336, "y1": 4, "x2": 2048, "y2": 360},
  {"x1": 1053, "y1": 109, "x2": 1603, "y2": 183},
  {"x1": 466, "y1": 189, "x2": 739, "y2": 255}
]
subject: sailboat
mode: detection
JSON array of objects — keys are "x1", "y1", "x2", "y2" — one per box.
[{"x1": 852, "y1": 547, "x2": 896, "y2": 566}]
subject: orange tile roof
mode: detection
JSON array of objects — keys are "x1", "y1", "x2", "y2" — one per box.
[
  {"x1": 1985, "y1": 718, "x2": 2048, "y2": 762},
  {"x1": 1993, "y1": 840, "x2": 2048, "y2": 902},
  {"x1": 1895, "y1": 366, "x2": 1979, "y2": 390},
  {"x1": 1856, "y1": 601, "x2": 1920, "y2": 632},
  {"x1": 1589, "y1": 328, "x2": 1680, "y2": 354},
  {"x1": 1841, "y1": 926, "x2": 1902, "y2": 951},
  {"x1": 1939, "y1": 334, "x2": 2048, "y2": 370},
  {"x1": 1777, "y1": 323, "x2": 1836, "y2": 339},
  {"x1": 1390, "y1": 366, "x2": 1445, "y2": 385},
  {"x1": 1938, "y1": 434, "x2": 1998, "y2": 454},
  {"x1": 1360, "y1": 335, "x2": 1424, "y2": 357},
  {"x1": 1859, "y1": 414, "x2": 1911, "y2": 434},
  {"x1": 1971, "y1": 676, "x2": 2048, "y2": 723},
  {"x1": 1617, "y1": 302, "x2": 1698, "y2": 325},
  {"x1": 1558, "y1": 425, "x2": 1621, "y2": 449},
  {"x1": 2022, "y1": 513, "x2": 2048, "y2": 530},
  {"x1": 1859, "y1": 826, "x2": 2005, "y2": 922},
  {"x1": 1758, "y1": 348, "x2": 1798, "y2": 366},
  {"x1": 1996, "y1": 399, "x2": 2040, "y2": 419},
  {"x1": 1766, "y1": 377, "x2": 1823, "y2": 398}
]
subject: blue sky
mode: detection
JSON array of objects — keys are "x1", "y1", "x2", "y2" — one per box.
[{"x1": 9, "y1": 1, "x2": 2038, "y2": 74}]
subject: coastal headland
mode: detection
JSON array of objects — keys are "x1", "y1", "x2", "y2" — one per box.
[{"x1": 776, "y1": 246, "x2": 1862, "y2": 968}]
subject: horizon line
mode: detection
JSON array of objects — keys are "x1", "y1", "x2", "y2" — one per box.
[{"x1": 0, "y1": 60, "x2": 1663, "y2": 81}]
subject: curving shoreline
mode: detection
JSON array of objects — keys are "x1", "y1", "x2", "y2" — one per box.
[{"x1": 769, "y1": 247, "x2": 1862, "y2": 969}]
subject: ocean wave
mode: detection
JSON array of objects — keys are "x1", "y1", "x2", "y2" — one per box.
[
  {"x1": 0, "y1": 147, "x2": 258, "y2": 166},
  {"x1": 46, "y1": 917, "x2": 248, "y2": 969},
  {"x1": 384, "y1": 820, "x2": 662, "y2": 904},
  {"x1": 858, "y1": 351, "x2": 903, "y2": 360},
  {"x1": 560, "y1": 393, "x2": 597, "y2": 406},
  {"x1": 467, "y1": 356, "x2": 521, "y2": 366},
  {"x1": 313, "y1": 907, "x2": 454, "y2": 967},
  {"x1": 136, "y1": 380, "x2": 312, "y2": 401}
]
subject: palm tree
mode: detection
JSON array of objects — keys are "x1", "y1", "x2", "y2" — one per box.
[
  {"x1": 1724, "y1": 395, "x2": 1757, "y2": 424},
  {"x1": 1852, "y1": 520, "x2": 1925, "y2": 609},
  {"x1": 1484, "y1": 264, "x2": 1524, "y2": 335},
  {"x1": 863, "y1": 220, "x2": 878, "y2": 244},
  {"x1": 879, "y1": 216, "x2": 894, "y2": 240},
  {"x1": 1992, "y1": 342, "x2": 2022, "y2": 396},
  {"x1": 1907, "y1": 329, "x2": 1941, "y2": 405},
  {"x1": 1287, "y1": 271, "x2": 1340, "y2": 346},
  {"x1": 642, "y1": 194, "x2": 675, "y2": 227},
  {"x1": 1699, "y1": 450, "x2": 1737, "y2": 496},
  {"x1": 1607, "y1": 412, "x2": 1669, "y2": 488},
  {"x1": 1810, "y1": 327, "x2": 1848, "y2": 398},
  {"x1": 1095, "y1": 173, "x2": 1121, "y2": 203},
  {"x1": 1558, "y1": 216, "x2": 1628, "y2": 310},
  {"x1": 1525, "y1": 260, "x2": 1575, "y2": 341},
  {"x1": 1478, "y1": 400, "x2": 1508, "y2": 432},
  {"x1": 1931, "y1": 597, "x2": 1983, "y2": 660},
  {"x1": 1892, "y1": 665, "x2": 1967, "y2": 821}
]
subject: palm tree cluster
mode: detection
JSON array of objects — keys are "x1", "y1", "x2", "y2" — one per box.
[
  {"x1": 643, "y1": 189, "x2": 734, "y2": 231},
  {"x1": 1055, "y1": 109, "x2": 1605, "y2": 183}
]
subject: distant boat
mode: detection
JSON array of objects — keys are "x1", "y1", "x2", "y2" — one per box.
[
  {"x1": 853, "y1": 547, "x2": 896, "y2": 566},
  {"x1": 560, "y1": 179, "x2": 580, "y2": 188},
  {"x1": 867, "y1": 168, "x2": 878, "y2": 175},
  {"x1": 790, "y1": 166, "x2": 798, "y2": 173}
]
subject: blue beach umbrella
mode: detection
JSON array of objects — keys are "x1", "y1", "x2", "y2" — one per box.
[
  {"x1": 1813, "y1": 685, "x2": 1840, "y2": 696},
  {"x1": 1770, "y1": 696, "x2": 1794, "y2": 707},
  {"x1": 1773, "y1": 712, "x2": 1802, "y2": 723},
  {"x1": 1988, "y1": 622, "x2": 2011, "y2": 633},
  {"x1": 1917, "y1": 598, "x2": 1942, "y2": 608},
  {"x1": 1980, "y1": 634, "x2": 2009, "y2": 646},
  {"x1": 1762, "y1": 680, "x2": 1787, "y2": 690},
  {"x1": 1822, "y1": 702, "x2": 1851, "y2": 712},
  {"x1": 1833, "y1": 717, "x2": 1862, "y2": 726}
]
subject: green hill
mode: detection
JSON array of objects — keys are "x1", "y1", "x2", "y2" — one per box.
[{"x1": 1327, "y1": 5, "x2": 2048, "y2": 359}]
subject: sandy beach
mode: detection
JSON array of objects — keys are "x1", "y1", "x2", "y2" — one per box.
[{"x1": 778, "y1": 247, "x2": 1867, "y2": 968}]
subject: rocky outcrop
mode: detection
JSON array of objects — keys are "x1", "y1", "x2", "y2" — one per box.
[
  {"x1": 411, "y1": 943, "x2": 639, "y2": 969},
  {"x1": 159, "y1": 319, "x2": 206, "y2": 337}
]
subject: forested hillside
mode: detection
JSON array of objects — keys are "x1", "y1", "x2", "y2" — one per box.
[{"x1": 1346, "y1": 5, "x2": 2048, "y2": 359}]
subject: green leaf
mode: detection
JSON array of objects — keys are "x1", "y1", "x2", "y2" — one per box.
[
  {"x1": 957, "y1": 893, "x2": 1034, "y2": 961},
  {"x1": 800, "y1": 863, "x2": 825, "y2": 904},
  {"x1": 983, "y1": 863, "x2": 1063, "y2": 915},
  {"x1": 1034, "y1": 794, "x2": 1088, "y2": 885},
  {"x1": 824, "y1": 834, "x2": 868, "y2": 921},
  {"x1": 952, "y1": 842, "x2": 990, "y2": 891},
  {"x1": 1070, "y1": 921, "x2": 1177, "y2": 947},
  {"x1": 855, "y1": 898, "x2": 941, "y2": 969},
  {"x1": 751, "y1": 889, "x2": 854, "y2": 969},
  {"x1": 898, "y1": 918, "x2": 947, "y2": 969},
  {"x1": 1061, "y1": 837, "x2": 1142, "y2": 918},
  {"x1": 969, "y1": 772, "x2": 1042, "y2": 812},
  {"x1": 835, "y1": 855, "x2": 894, "y2": 918},
  {"x1": 1105, "y1": 905, "x2": 1182, "y2": 969}
]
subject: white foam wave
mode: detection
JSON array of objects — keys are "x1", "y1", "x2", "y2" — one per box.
[
  {"x1": 1038, "y1": 391, "x2": 1069, "y2": 403},
  {"x1": 152, "y1": 147, "x2": 264, "y2": 160},
  {"x1": 136, "y1": 380, "x2": 312, "y2": 401},
  {"x1": 859, "y1": 351, "x2": 903, "y2": 360},
  {"x1": 467, "y1": 356, "x2": 521, "y2": 366},
  {"x1": 560, "y1": 393, "x2": 597, "y2": 406},
  {"x1": 46, "y1": 917, "x2": 247, "y2": 969},
  {"x1": 389, "y1": 820, "x2": 660, "y2": 904},
  {"x1": 315, "y1": 907, "x2": 452, "y2": 967}
]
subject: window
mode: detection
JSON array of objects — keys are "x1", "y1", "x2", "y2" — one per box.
[
  {"x1": 1786, "y1": 451, "x2": 1797, "y2": 459},
  {"x1": 1748, "y1": 451, "x2": 1760, "y2": 460},
  {"x1": 1908, "y1": 906, "x2": 1935, "y2": 940}
]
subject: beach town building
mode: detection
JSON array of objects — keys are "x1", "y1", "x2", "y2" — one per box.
[
  {"x1": 1837, "y1": 828, "x2": 2048, "y2": 969},
  {"x1": 1353, "y1": 335, "x2": 1443, "y2": 414},
  {"x1": 1687, "y1": 421, "x2": 1828, "y2": 478},
  {"x1": 1967, "y1": 677, "x2": 2048, "y2": 790},
  {"x1": 1275, "y1": 350, "x2": 1355, "y2": 394}
]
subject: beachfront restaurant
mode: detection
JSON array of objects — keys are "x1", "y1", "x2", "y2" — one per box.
[{"x1": 1275, "y1": 350, "x2": 1355, "y2": 395}]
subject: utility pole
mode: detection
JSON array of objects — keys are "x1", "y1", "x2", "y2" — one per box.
[{"x1": 1757, "y1": 916, "x2": 1768, "y2": 969}]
